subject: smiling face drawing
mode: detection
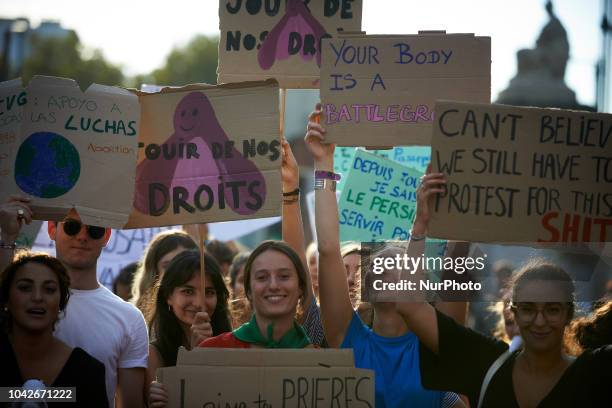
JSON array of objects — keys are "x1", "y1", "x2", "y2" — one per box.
[{"x1": 133, "y1": 92, "x2": 268, "y2": 217}]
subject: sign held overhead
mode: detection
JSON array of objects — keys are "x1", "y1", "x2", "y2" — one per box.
[
  {"x1": 218, "y1": 0, "x2": 363, "y2": 88},
  {"x1": 429, "y1": 101, "x2": 612, "y2": 244},
  {"x1": 320, "y1": 32, "x2": 491, "y2": 147}
]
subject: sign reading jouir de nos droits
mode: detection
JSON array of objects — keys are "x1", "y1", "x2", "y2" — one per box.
[{"x1": 125, "y1": 80, "x2": 282, "y2": 228}]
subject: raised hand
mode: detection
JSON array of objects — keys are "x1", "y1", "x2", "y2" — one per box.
[
  {"x1": 413, "y1": 164, "x2": 446, "y2": 234},
  {"x1": 190, "y1": 311, "x2": 213, "y2": 348},
  {"x1": 304, "y1": 103, "x2": 334, "y2": 168},
  {"x1": 0, "y1": 195, "x2": 33, "y2": 242},
  {"x1": 281, "y1": 138, "x2": 299, "y2": 192}
]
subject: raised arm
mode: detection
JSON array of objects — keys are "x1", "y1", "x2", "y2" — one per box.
[
  {"x1": 395, "y1": 169, "x2": 447, "y2": 354},
  {"x1": 305, "y1": 104, "x2": 353, "y2": 348},
  {"x1": 280, "y1": 138, "x2": 313, "y2": 312},
  {"x1": 0, "y1": 195, "x2": 33, "y2": 270}
]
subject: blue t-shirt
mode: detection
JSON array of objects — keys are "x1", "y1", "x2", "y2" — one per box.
[{"x1": 341, "y1": 311, "x2": 446, "y2": 408}]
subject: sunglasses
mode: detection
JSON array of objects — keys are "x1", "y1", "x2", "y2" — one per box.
[{"x1": 62, "y1": 218, "x2": 106, "y2": 240}]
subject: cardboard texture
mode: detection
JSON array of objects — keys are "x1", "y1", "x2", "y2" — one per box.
[
  {"x1": 218, "y1": 0, "x2": 363, "y2": 89},
  {"x1": 159, "y1": 348, "x2": 375, "y2": 408},
  {"x1": 429, "y1": 101, "x2": 612, "y2": 244},
  {"x1": 320, "y1": 33, "x2": 491, "y2": 146},
  {"x1": 125, "y1": 80, "x2": 281, "y2": 228},
  {"x1": 0, "y1": 76, "x2": 139, "y2": 228}
]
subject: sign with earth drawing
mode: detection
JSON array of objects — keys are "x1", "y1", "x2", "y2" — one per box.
[{"x1": 0, "y1": 76, "x2": 140, "y2": 228}]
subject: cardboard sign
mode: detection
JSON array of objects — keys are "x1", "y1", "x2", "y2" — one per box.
[
  {"x1": 334, "y1": 146, "x2": 430, "y2": 191},
  {"x1": 320, "y1": 33, "x2": 491, "y2": 146},
  {"x1": 158, "y1": 348, "x2": 375, "y2": 408},
  {"x1": 429, "y1": 101, "x2": 612, "y2": 243},
  {"x1": 218, "y1": 0, "x2": 363, "y2": 88},
  {"x1": 125, "y1": 80, "x2": 281, "y2": 228},
  {"x1": 0, "y1": 76, "x2": 140, "y2": 228},
  {"x1": 339, "y1": 149, "x2": 423, "y2": 241}
]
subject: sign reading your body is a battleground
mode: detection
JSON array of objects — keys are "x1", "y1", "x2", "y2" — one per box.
[{"x1": 320, "y1": 32, "x2": 490, "y2": 147}]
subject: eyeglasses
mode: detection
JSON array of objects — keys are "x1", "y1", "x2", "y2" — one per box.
[
  {"x1": 62, "y1": 218, "x2": 106, "y2": 240},
  {"x1": 511, "y1": 303, "x2": 569, "y2": 324}
]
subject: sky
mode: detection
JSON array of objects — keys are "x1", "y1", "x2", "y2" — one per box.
[{"x1": 0, "y1": 0, "x2": 604, "y2": 107}]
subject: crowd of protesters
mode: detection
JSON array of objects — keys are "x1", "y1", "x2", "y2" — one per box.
[{"x1": 0, "y1": 106, "x2": 610, "y2": 408}]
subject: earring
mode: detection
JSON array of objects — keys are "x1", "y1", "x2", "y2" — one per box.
[{"x1": 168, "y1": 305, "x2": 172, "y2": 312}]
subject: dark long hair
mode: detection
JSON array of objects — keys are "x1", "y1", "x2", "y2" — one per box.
[
  {"x1": 148, "y1": 250, "x2": 231, "y2": 366},
  {"x1": 510, "y1": 259, "x2": 576, "y2": 321},
  {"x1": 1, "y1": 251, "x2": 70, "y2": 332},
  {"x1": 132, "y1": 230, "x2": 197, "y2": 307}
]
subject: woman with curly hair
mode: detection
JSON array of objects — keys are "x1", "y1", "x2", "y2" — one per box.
[{"x1": 0, "y1": 252, "x2": 107, "y2": 407}]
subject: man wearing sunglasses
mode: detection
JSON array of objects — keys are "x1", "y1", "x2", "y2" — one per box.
[{"x1": 0, "y1": 195, "x2": 147, "y2": 408}]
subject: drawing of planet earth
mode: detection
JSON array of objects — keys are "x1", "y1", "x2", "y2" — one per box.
[{"x1": 14, "y1": 132, "x2": 80, "y2": 198}]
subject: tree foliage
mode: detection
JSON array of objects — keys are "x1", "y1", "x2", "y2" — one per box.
[
  {"x1": 21, "y1": 32, "x2": 124, "y2": 89},
  {"x1": 150, "y1": 35, "x2": 219, "y2": 86}
]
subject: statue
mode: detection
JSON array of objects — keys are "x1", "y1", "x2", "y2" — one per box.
[{"x1": 496, "y1": 1, "x2": 592, "y2": 110}]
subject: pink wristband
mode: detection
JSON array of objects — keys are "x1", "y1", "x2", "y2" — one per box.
[{"x1": 314, "y1": 170, "x2": 341, "y2": 181}]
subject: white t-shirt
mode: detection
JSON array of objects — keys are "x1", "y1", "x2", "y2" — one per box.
[{"x1": 54, "y1": 285, "x2": 148, "y2": 407}]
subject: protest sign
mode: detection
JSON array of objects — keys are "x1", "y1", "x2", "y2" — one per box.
[
  {"x1": 334, "y1": 146, "x2": 430, "y2": 190},
  {"x1": 0, "y1": 76, "x2": 140, "y2": 228},
  {"x1": 339, "y1": 149, "x2": 423, "y2": 241},
  {"x1": 158, "y1": 348, "x2": 374, "y2": 408},
  {"x1": 125, "y1": 80, "x2": 281, "y2": 228},
  {"x1": 208, "y1": 216, "x2": 280, "y2": 241},
  {"x1": 320, "y1": 33, "x2": 491, "y2": 146},
  {"x1": 218, "y1": 0, "x2": 363, "y2": 88},
  {"x1": 429, "y1": 101, "x2": 612, "y2": 243}
]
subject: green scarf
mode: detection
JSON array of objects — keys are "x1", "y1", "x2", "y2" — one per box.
[{"x1": 233, "y1": 314, "x2": 311, "y2": 348}]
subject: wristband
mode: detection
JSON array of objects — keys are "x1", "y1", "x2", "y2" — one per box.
[
  {"x1": 314, "y1": 178, "x2": 336, "y2": 192},
  {"x1": 314, "y1": 170, "x2": 341, "y2": 181},
  {"x1": 409, "y1": 232, "x2": 427, "y2": 241},
  {"x1": 282, "y1": 188, "x2": 300, "y2": 197}
]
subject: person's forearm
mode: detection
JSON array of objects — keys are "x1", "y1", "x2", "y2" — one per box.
[
  {"x1": 313, "y1": 157, "x2": 338, "y2": 256},
  {"x1": 281, "y1": 193, "x2": 313, "y2": 313}
]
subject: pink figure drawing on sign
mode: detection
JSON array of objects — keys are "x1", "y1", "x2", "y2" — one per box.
[
  {"x1": 258, "y1": 0, "x2": 328, "y2": 70},
  {"x1": 133, "y1": 92, "x2": 266, "y2": 216}
]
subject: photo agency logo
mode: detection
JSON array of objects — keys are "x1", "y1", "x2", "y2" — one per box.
[{"x1": 359, "y1": 242, "x2": 612, "y2": 303}]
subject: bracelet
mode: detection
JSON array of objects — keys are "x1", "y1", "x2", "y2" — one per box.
[
  {"x1": 283, "y1": 195, "x2": 299, "y2": 204},
  {"x1": 0, "y1": 241, "x2": 17, "y2": 250},
  {"x1": 314, "y1": 170, "x2": 341, "y2": 181},
  {"x1": 314, "y1": 178, "x2": 336, "y2": 192},
  {"x1": 409, "y1": 232, "x2": 427, "y2": 241},
  {"x1": 282, "y1": 188, "x2": 300, "y2": 197}
]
